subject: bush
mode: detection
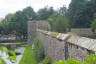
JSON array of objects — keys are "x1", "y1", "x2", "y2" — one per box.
[
  {"x1": 7, "y1": 50, "x2": 16, "y2": 61},
  {"x1": 66, "y1": 58, "x2": 81, "y2": 64},
  {"x1": 53, "y1": 60, "x2": 65, "y2": 64},
  {"x1": 83, "y1": 54, "x2": 96, "y2": 64},
  {"x1": 0, "y1": 47, "x2": 16, "y2": 64},
  {"x1": 48, "y1": 15, "x2": 70, "y2": 33},
  {"x1": 39, "y1": 57, "x2": 52, "y2": 64},
  {"x1": 53, "y1": 54, "x2": 96, "y2": 64},
  {"x1": 91, "y1": 32, "x2": 96, "y2": 38},
  {"x1": 53, "y1": 59, "x2": 81, "y2": 64},
  {"x1": 33, "y1": 39, "x2": 45, "y2": 62},
  {"x1": 0, "y1": 58, "x2": 6, "y2": 64}
]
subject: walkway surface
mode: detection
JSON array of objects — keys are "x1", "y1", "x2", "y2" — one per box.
[{"x1": 13, "y1": 47, "x2": 25, "y2": 64}]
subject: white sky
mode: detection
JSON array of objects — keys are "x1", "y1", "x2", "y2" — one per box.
[{"x1": 0, "y1": 0, "x2": 71, "y2": 18}]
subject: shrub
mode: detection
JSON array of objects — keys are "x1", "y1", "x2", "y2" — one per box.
[
  {"x1": 7, "y1": 50, "x2": 16, "y2": 61},
  {"x1": 83, "y1": 54, "x2": 96, "y2": 64},
  {"x1": 33, "y1": 39, "x2": 45, "y2": 62},
  {"x1": 0, "y1": 58, "x2": 6, "y2": 64},
  {"x1": 53, "y1": 60, "x2": 65, "y2": 64},
  {"x1": 66, "y1": 58, "x2": 81, "y2": 64},
  {"x1": 0, "y1": 47, "x2": 16, "y2": 64},
  {"x1": 53, "y1": 54, "x2": 96, "y2": 64},
  {"x1": 39, "y1": 57, "x2": 52, "y2": 64},
  {"x1": 91, "y1": 32, "x2": 96, "y2": 38}
]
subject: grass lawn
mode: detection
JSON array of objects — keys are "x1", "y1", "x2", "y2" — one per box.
[
  {"x1": 19, "y1": 46, "x2": 37, "y2": 64},
  {"x1": 0, "y1": 40, "x2": 27, "y2": 44}
]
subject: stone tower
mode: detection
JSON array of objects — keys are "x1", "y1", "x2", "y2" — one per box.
[
  {"x1": 28, "y1": 20, "x2": 51, "y2": 45},
  {"x1": 28, "y1": 21, "x2": 36, "y2": 45}
]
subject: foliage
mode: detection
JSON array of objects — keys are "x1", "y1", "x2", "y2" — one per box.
[
  {"x1": 0, "y1": 47, "x2": 16, "y2": 64},
  {"x1": 0, "y1": 6, "x2": 36, "y2": 39},
  {"x1": 33, "y1": 39, "x2": 45, "y2": 62},
  {"x1": 66, "y1": 58, "x2": 81, "y2": 64},
  {"x1": 19, "y1": 46, "x2": 37, "y2": 64},
  {"x1": 0, "y1": 40, "x2": 26, "y2": 44},
  {"x1": 48, "y1": 15, "x2": 70, "y2": 33},
  {"x1": 83, "y1": 54, "x2": 96, "y2": 64},
  {"x1": 91, "y1": 13, "x2": 96, "y2": 32},
  {"x1": 0, "y1": 47, "x2": 9, "y2": 54},
  {"x1": 37, "y1": 7, "x2": 54, "y2": 20},
  {"x1": 39, "y1": 57, "x2": 52, "y2": 64},
  {"x1": 53, "y1": 54, "x2": 96, "y2": 64},
  {"x1": 68, "y1": 0, "x2": 90, "y2": 28},
  {"x1": 22, "y1": 6, "x2": 36, "y2": 20},
  {"x1": 53, "y1": 59, "x2": 81, "y2": 64},
  {"x1": 53, "y1": 60, "x2": 65, "y2": 64},
  {"x1": 91, "y1": 32, "x2": 96, "y2": 39},
  {"x1": 0, "y1": 58, "x2": 6, "y2": 64},
  {"x1": 58, "y1": 6, "x2": 67, "y2": 16},
  {"x1": 7, "y1": 50, "x2": 16, "y2": 61},
  {"x1": 91, "y1": 13, "x2": 96, "y2": 38}
]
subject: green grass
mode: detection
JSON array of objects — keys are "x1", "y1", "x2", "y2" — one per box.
[
  {"x1": 19, "y1": 46, "x2": 37, "y2": 64},
  {"x1": 0, "y1": 40, "x2": 27, "y2": 43}
]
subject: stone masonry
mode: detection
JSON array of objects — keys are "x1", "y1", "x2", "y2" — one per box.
[
  {"x1": 37, "y1": 29, "x2": 95, "y2": 61},
  {"x1": 28, "y1": 21, "x2": 96, "y2": 61}
]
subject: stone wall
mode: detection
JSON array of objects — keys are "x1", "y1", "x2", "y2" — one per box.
[
  {"x1": 37, "y1": 29, "x2": 95, "y2": 61},
  {"x1": 37, "y1": 32, "x2": 65, "y2": 61},
  {"x1": 71, "y1": 28, "x2": 92, "y2": 37},
  {"x1": 28, "y1": 21, "x2": 96, "y2": 61}
]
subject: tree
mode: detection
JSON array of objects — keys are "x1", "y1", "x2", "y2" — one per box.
[
  {"x1": 37, "y1": 7, "x2": 54, "y2": 20},
  {"x1": 58, "y1": 6, "x2": 67, "y2": 16},
  {"x1": 9, "y1": 11, "x2": 27, "y2": 38},
  {"x1": 48, "y1": 6, "x2": 70, "y2": 33},
  {"x1": 0, "y1": 14, "x2": 15, "y2": 34},
  {"x1": 0, "y1": 6, "x2": 37, "y2": 39},
  {"x1": 0, "y1": 6, "x2": 36, "y2": 39},
  {"x1": 91, "y1": 13, "x2": 96, "y2": 32},
  {"x1": 54, "y1": 16, "x2": 70, "y2": 33},
  {"x1": 68, "y1": 0, "x2": 89, "y2": 28},
  {"x1": 22, "y1": 6, "x2": 36, "y2": 20},
  {"x1": 48, "y1": 14, "x2": 70, "y2": 33}
]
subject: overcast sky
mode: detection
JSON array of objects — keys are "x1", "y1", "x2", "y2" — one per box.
[{"x1": 0, "y1": 0, "x2": 71, "y2": 18}]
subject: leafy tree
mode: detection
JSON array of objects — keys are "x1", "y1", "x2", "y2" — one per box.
[
  {"x1": 58, "y1": 6, "x2": 67, "y2": 16},
  {"x1": 0, "y1": 6, "x2": 36, "y2": 39},
  {"x1": 1, "y1": 14, "x2": 15, "y2": 34},
  {"x1": 48, "y1": 6, "x2": 70, "y2": 33},
  {"x1": 68, "y1": 0, "x2": 89, "y2": 28},
  {"x1": 91, "y1": 13, "x2": 96, "y2": 32},
  {"x1": 22, "y1": 6, "x2": 36, "y2": 20},
  {"x1": 48, "y1": 14, "x2": 70, "y2": 33},
  {"x1": 37, "y1": 7, "x2": 54, "y2": 20},
  {"x1": 54, "y1": 16, "x2": 70, "y2": 33}
]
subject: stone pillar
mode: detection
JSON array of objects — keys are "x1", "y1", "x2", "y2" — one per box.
[{"x1": 28, "y1": 21, "x2": 36, "y2": 46}]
